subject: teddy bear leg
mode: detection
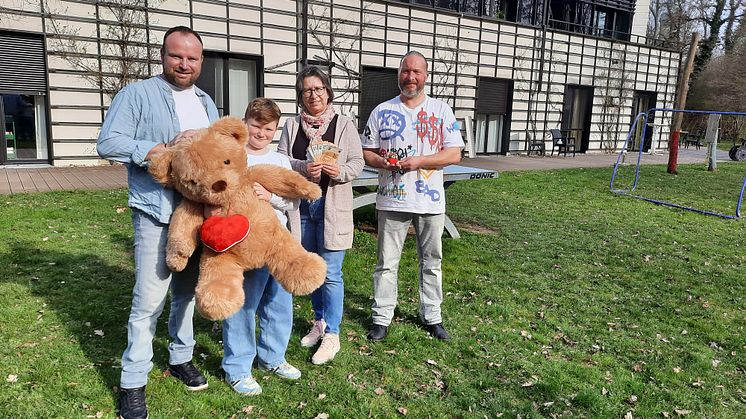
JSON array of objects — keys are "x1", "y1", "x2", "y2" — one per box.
[
  {"x1": 266, "y1": 232, "x2": 327, "y2": 296},
  {"x1": 194, "y1": 253, "x2": 246, "y2": 320}
]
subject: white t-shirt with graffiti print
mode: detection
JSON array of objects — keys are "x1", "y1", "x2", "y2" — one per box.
[{"x1": 362, "y1": 95, "x2": 464, "y2": 214}]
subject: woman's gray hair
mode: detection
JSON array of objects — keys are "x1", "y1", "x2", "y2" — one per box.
[{"x1": 295, "y1": 65, "x2": 335, "y2": 110}]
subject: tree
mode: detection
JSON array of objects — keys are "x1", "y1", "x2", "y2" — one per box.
[
  {"x1": 305, "y1": 1, "x2": 378, "y2": 116},
  {"x1": 688, "y1": 24, "x2": 746, "y2": 111},
  {"x1": 44, "y1": 0, "x2": 159, "y2": 98}
]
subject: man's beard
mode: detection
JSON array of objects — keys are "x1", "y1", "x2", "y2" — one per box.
[{"x1": 399, "y1": 84, "x2": 423, "y2": 98}]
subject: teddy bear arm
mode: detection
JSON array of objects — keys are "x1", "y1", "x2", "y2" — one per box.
[
  {"x1": 166, "y1": 200, "x2": 204, "y2": 272},
  {"x1": 249, "y1": 165, "x2": 322, "y2": 201}
]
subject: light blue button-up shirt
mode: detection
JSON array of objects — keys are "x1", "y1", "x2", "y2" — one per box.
[{"x1": 97, "y1": 75, "x2": 220, "y2": 223}]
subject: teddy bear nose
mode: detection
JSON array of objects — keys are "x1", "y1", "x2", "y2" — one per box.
[{"x1": 211, "y1": 180, "x2": 227, "y2": 192}]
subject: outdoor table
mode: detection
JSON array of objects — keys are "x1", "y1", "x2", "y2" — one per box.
[{"x1": 351, "y1": 165, "x2": 498, "y2": 239}]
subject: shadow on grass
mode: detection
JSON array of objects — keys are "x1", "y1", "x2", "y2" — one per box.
[{"x1": 1, "y1": 238, "x2": 220, "y2": 392}]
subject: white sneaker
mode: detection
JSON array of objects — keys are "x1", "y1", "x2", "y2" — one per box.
[
  {"x1": 300, "y1": 319, "x2": 326, "y2": 348},
  {"x1": 311, "y1": 333, "x2": 340, "y2": 365}
]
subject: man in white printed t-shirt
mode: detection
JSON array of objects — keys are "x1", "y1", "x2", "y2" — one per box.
[{"x1": 362, "y1": 51, "x2": 464, "y2": 343}]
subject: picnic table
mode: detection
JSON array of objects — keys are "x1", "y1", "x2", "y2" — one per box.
[{"x1": 352, "y1": 165, "x2": 498, "y2": 239}]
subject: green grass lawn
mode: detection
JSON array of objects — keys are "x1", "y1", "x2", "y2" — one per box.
[{"x1": 0, "y1": 163, "x2": 744, "y2": 418}]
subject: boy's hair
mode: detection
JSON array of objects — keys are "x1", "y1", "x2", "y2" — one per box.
[{"x1": 244, "y1": 97, "x2": 281, "y2": 125}]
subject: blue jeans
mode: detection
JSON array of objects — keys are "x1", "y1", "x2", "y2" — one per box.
[
  {"x1": 120, "y1": 209, "x2": 199, "y2": 389},
  {"x1": 222, "y1": 267, "x2": 293, "y2": 382},
  {"x1": 300, "y1": 198, "x2": 346, "y2": 334}
]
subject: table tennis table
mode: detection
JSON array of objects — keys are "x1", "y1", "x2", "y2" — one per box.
[{"x1": 351, "y1": 165, "x2": 498, "y2": 239}]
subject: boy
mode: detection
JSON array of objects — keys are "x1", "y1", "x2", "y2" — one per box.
[{"x1": 220, "y1": 98, "x2": 301, "y2": 395}]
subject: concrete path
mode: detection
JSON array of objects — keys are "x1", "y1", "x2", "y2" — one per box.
[{"x1": 0, "y1": 148, "x2": 729, "y2": 195}]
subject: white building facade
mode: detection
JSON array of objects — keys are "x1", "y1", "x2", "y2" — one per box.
[{"x1": 0, "y1": 0, "x2": 679, "y2": 166}]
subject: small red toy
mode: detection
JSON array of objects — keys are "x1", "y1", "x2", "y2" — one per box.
[{"x1": 386, "y1": 151, "x2": 399, "y2": 165}]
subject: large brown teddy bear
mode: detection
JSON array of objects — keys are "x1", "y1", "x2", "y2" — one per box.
[{"x1": 148, "y1": 116, "x2": 326, "y2": 320}]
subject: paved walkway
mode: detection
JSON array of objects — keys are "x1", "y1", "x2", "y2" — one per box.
[{"x1": 0, "y1": 148, "x2": 724, "y2": 195}]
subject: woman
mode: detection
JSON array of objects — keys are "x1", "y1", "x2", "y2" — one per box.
[{"x1": 278, "y1": 66, "x2": 364, "y2": 365}]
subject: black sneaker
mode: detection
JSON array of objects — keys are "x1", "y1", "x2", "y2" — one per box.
[
  {"x1": 118, "y1": 386, "x2": 148, "y2": 419},
  {"x1": 426, "y1": 323, "x2": 451, "y2": 341},
  {"x1": 167, "y1": 361, "x2": 208, "y2": 391},
  {"x1": 367, "y1": 324, "x2": 388, "y2": 341}
]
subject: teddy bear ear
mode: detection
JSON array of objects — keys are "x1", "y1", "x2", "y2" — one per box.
[
  {"x1": 210, "y1": 116, "x2": 248, "y2": 144},
  {"x1": 148, "y1": 148, "x2": 173, "y2": 186}
]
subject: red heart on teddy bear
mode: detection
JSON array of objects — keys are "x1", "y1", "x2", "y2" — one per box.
[{"x1": 200, "y1": 214, "x2": 250, "y2": 253}]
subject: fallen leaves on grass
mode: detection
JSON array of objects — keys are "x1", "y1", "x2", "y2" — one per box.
[
  {"x1": 521, "y1": 376, "x2": 538, "y2": 387},
  {"x1": 374, "y1": 387, "x2": 385, "y2": 395},
  {"x1": 397, "y1": 407, "x2": 408, "y2": 415}
]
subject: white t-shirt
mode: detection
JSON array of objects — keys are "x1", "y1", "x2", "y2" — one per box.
[
  {"x1": 362, "y1": 95, "x2": 464, "y2": 214},
  {"x1": 246, "y1": 150, "x2": 298, "y2": 227},
  {"x1": 169, "y1": 83, "x2": 210, "y2": 130}
]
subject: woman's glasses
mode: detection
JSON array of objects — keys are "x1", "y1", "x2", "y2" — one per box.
[{"x1": 302, "y1": 87, "x2": 326, "y2": 98}]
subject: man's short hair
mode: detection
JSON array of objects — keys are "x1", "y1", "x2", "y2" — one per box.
[
  {"x1": 245, "y1": 97, "x2": 282, "y2": 125},
  {"x1": 160, "y1": 26, "x2": 204, "y2": 55},
  {"x1": 399, "y1": 51, "x2": 428, "y2": 72}
]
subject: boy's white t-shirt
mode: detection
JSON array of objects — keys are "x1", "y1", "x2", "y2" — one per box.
[
  {"x1": 362, "y1": 95, "x2": 464, "y2": 214},
  {"x1": 169, "y1": 83, "x2": 210, "y2": 130},
  {"x1": 246, "y1": 150, "x2": 298, "y2": 227}
]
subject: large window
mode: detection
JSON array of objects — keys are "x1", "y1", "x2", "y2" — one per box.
[
  {"x1": 197, "y1": 53, "x2": 260, "y2": 117},
  {"x1": 0, "y1": 31, "x2": 49, "y2": 164},
  {"x1": 474, "y1": 77, "x2": 512, "y2": 154},
  {"x1": 392, "y1": 0, "x2": 633, "y2": 40},
  {"x1": 548, "y1": 0, "x2": 633, "y2": 41},
  {"x1": 395, "y1": 0, "x2": 507, "y2": 18},
  {"x1": 2, "y1": 94, "x2": 48, "y2": 162}
]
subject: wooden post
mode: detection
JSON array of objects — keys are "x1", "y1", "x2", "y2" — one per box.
[{"x1": 668, "y1": 32, "x2": 701, "y2": 174}]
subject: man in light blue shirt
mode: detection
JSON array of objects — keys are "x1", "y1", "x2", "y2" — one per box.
[{"x1": 97, "y1": 26, "x2": 219, "y2": 419}]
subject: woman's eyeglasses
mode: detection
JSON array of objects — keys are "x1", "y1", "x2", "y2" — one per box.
[{"x1": 302, "y1": 87, "x2": 326, "y2": 98}]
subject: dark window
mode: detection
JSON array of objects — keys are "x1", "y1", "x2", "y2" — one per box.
[
  {"x1": 475, "y1": 77, "x2": 512, "y2": 154},
  {"x1": 359, "y1": 67, "x2": 400, "y2": 133},
  {"x1": 0, "y1": 31, "x2": 49, "y2": 163}
]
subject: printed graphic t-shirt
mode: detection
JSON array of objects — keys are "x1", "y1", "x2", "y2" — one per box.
[{"x1": 362, "y1": 95, "x2": 464, "y2": 214}]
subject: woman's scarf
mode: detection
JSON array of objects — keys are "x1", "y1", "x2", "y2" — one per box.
[{"x1": 300, "y1": 105, "x2": 336, "y2": 142}]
